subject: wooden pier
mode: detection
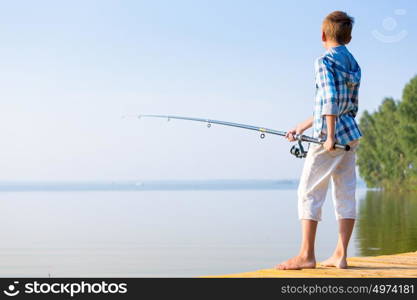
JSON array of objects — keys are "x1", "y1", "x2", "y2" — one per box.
[{"x1": 206, "y1": 251, "x2": 417, "y2": 278}]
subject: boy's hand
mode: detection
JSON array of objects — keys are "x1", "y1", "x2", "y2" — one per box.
[
  {"x1": 285, "y1": 124, "x2": 304, "y2": 142},
  {"x1": 323, "y1": 137, "x2": 336, "y2": 151}
]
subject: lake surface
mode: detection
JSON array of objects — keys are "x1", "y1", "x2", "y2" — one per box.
[{"x1": 0, "y1": 181, "x2": 416, "y2": 277}]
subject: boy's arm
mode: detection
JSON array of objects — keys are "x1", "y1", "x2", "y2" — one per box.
[
  {"x1": 323, "y1": 115, "x2": 336, "y2": 151},
  {"x1": 298, "y1": 116, "x2": 313, "y2": 132},
  {"x1": 285, "y1": 116, "x2": 313, "y2": 141},
  {"x1": 316, "y1": 57, "x2": 338, "y2": 151}
]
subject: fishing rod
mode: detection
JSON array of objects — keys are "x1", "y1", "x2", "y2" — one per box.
[{"x1": 130, "y1": 114, "x2": 350, "y2": 158}]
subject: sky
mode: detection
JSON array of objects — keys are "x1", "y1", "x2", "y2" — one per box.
[{"x1": 0, "y1": 0, "x2": 416, "y2": 181}]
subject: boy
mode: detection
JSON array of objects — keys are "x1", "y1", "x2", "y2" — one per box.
[{"x1": 276, "y1": 11, "x2": 362, "y2": 270}]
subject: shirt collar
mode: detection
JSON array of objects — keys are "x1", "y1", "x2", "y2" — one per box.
[{"x1": 325, "y1": 45, "x2": 347, "y2": 55}]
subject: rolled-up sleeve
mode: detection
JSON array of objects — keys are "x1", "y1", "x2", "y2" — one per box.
[{"x1": 315, "y1": 58, "x2": 338, "y2": 116}]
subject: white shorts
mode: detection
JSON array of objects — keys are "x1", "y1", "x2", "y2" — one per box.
[{"x1": 297, "y1": 139, "x2": 359, "y2": 221}]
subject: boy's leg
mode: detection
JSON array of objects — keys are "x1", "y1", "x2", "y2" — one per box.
[
  {"x1": 297, "y1": 144, "x2": 346, "y2": 221},
  {"x1": 321, "y1": 140, "x2": 359, "y2": 268},
  {"x1": 276, "y1": 220, "x2": 317, "y2": 270},
  {"x1": 276, "y1": 144, "x2": 345, "y2": 270},
  {"x1": 321, "y1": 219, "x2": 354, "y2": 268}
]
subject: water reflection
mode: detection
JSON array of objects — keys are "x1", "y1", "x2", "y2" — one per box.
[{"x1": 356, "y1": 190, "x2": 417, "y2": 256}]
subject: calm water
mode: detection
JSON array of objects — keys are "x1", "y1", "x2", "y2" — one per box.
[{"x1": 0, "y1": 182, "x2": 416, "y2": 277}]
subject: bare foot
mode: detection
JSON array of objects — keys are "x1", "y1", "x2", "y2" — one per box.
[
  {"x1": 320, "y1": 255, "x2": 348, "y2": 269},
  {"x1": 275, "y1": 255, "x2": 316, "y2": 270}
]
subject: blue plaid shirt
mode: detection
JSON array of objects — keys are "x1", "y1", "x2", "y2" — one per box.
[{"x1": 313, "y1": 45, "x2": 362, "y2": 145}]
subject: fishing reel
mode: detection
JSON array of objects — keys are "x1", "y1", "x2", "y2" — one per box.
[{"x1": 290, "y1": 141, "x2": 308, "y2": 158}]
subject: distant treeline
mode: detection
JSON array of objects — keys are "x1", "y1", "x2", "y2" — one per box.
[{"x1": 357, "y1": 75, "x2": 417, "y2": 190}]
